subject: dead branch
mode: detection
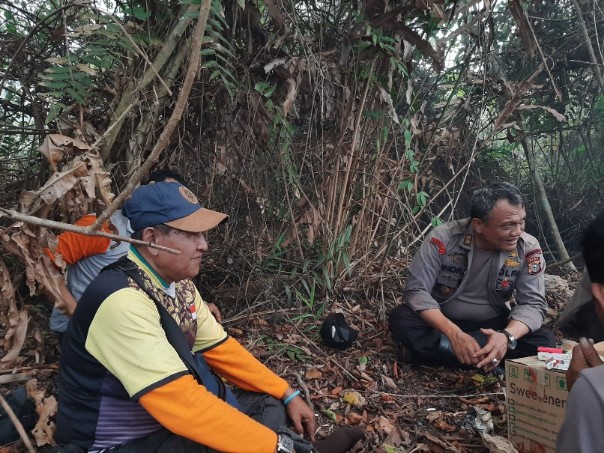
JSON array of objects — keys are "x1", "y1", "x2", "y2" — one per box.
[{"x1": 0, "y1": 207, "x2": 180, "y2": 255}]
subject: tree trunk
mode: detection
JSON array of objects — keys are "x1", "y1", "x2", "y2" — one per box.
[{"x1": 519, "y1": 129, "x2": 577, "y2": 272}]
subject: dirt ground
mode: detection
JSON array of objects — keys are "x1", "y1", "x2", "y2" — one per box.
[{"x1": 0, "y1": 271, "x2": 581, "y2": 453}]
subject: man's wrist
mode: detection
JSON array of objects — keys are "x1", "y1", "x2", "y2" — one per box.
[{"x1": 499, "y1": 329, "x2": 517, "y2": 349}]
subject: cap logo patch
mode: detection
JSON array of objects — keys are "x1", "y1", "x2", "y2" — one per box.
[{"x1": 179, "y1": 185, "x2": 198, "y2": 204}]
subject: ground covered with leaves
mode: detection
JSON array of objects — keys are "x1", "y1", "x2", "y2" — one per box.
[{"x1": 1, "y1": 271, "x2": 580, "y2": 453}]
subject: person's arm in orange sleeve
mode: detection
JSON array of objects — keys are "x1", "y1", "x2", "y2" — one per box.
[
  {"x1": 53, "y1": 215, "x2": 112, "y2": 264},
  {"x1": 138, "y1": 375, "x2": 278, "y2": 453},
  {"x1": 202, "y1": 337, "x2": 318, "y2": 440},
  {"x1": 202, "y1": 337, "x2": 288, "y2": 397}
]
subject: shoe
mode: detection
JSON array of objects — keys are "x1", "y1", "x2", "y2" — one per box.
[{"x1": 395, "y1": 342, "x2": 416, "y2": 363}]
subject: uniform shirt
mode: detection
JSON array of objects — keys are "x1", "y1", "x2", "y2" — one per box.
[
  {"x1": 404, "y1": 219, "x2": 547, "y2": 331},
  {"x1": 56, "y1": 249, "x2": 287, "y2": 452},
  {"x1": 557, "y1": 365, "x2": 604, "y2": 452}
]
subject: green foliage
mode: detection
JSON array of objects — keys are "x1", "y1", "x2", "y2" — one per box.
[
  {"x1": 256, "y1": 335, "x2": 309, "y2": 363},
  {"x1": 201, "y1": 0, "x2": 238, "y2": 98}
]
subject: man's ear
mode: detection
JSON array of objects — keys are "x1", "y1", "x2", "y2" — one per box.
[
  {"x1": 471, "y1": 218, "x2": 483, "y2": 234},
  {"x1": 141, "y1": 227, "x2": 160, "y2": 255},
  {"x1": 592, "y1": 283, "x2": 604, "y2": 308}
]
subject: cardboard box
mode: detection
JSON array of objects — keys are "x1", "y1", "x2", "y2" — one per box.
[{"x1": 505, "y1": 356, "x2": 568, "y2": 453}]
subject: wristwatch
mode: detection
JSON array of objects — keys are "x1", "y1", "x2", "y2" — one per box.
[
  {"x1": 500, "y1": 329, "x2": 517, "y2": 350},
  {"x1": 276, "y1": 434, "x2": 295, "y2": 453}
]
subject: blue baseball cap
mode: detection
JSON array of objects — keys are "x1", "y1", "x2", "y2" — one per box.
[{"x1": 123, "y1": 182, "x2": 227, "y2": 232}]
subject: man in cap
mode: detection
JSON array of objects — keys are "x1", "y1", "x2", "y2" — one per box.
[
  {"x1": 55, "y1": 182, "x2": 346, "y2": 452},
  {"x1": 389, "y1": 182, "x2": 556, "y2": 372},
  {"x1": 44, "y1": 170, "x2": 221, "y2": 338}
]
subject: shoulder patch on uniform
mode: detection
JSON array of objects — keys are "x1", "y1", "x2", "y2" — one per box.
[
  {"x1": 463, "y1": 234, "x2": 472, "y2": 246},
  {"x1": 430, "y1": 237, "x2": 446, "y2": 255},
  {"x1": 527, "y1": 256, "x2": 542, "y2": 275},
  {"x1": 525, "y1": 248, "x2": 542, "y2": 260}
]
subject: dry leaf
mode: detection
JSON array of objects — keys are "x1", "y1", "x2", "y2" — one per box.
[
  {"x1": 346, "y1": 412, "x2": 364, "y2": 425},
  {"x1": 342, "y1": 390, "x2": 366, "y2": 408},
  {"x1": 27, "y1": 379, "x2": 57, "y2": 447},
  {"x1": 0, "y1": 309, "x2": 29, "y2": 367},
  {"x1": 305, "y1": 369, "x2": 323, "y2": 379},
  {"x1": 381, "y1": 374, "x2": 398, "y2": 391},
  {"x1": 482, "y1": 433, "x2": 519, "y2": 453},
  {"x1": 375, "y1": 415, "x2": 394, "y2": 434}
]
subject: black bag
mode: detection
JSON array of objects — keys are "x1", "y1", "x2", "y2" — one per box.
[
  {"x1": 319, "y1": 313, "x2": 358, "y2": 350},
  {"x1": 0, "y1": 386, "x2": 37, "y2": 446}
]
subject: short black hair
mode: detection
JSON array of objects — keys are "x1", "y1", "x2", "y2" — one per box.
[
  {"x1": 144, "y1": 168, "x2": 188, "y2": 186},
  {"x1": 582, "y1": 211, "x2": 604, "y2": 284},
  {"x1": 470, "y1": 182, "x2": 525, "y2": 222},
  {"x1": 131, "y1": 224, "x2": 172, "y2": 241}
]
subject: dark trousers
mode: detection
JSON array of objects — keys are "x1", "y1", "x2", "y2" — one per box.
[
  {"x1": 111, "y1": 390, "x2": 287, "y2": 452},
  {"x1": 389, "y1": 304, "x2": 556, "y2": 363},
  {"x1": 46, "y1": 391, "x2": 287, "y2": 453}
]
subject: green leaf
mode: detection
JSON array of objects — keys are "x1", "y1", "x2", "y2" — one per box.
[
  {"x1": 124, "y1": 6, "x2": 151, "y2": 20},
  {"x1": 431, "y1": 217, "x2": 443, "y2": 227},
  {"x1": 397, "y1": 180, "x2": 413, "y2": 192},
  {"x1": 416, "y1": 191, "x2": 429, "y2": 207},
  {"x1": 39, "y1": 80, "x2": 69, "y2": 89},
  {"x1": 183, "y1": 11, "x2": 200, "y2": 19},
  {"x1": 46, "y1": 102, "x2": 67, "y2": 124},
  {"x1": 321, "y1": 409, "x2": 338, "y2": 423},
  {"x1": 66, "y1": 87, "x2": 88, "y2": 105},
  {"x1": 202, "y1": 60, "x2": 218, "y2": 69},
  {"x1": 410, "y1": 160, "x2": 419, "y2": 173}
]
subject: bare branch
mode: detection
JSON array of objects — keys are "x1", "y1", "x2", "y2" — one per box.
[{"x1": 0, "y1": 208, "x2": 180, "y2": 255}]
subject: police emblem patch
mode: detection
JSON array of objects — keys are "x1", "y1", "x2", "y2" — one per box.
[
  {"x1": 463, "y1": 234, "x2": 472, "y2": 246},
  {"x1": 496, "y1": 278, "x2": 514, "y2": 291},
  {"x1": 527, "y1": 256, "x2": 542, "y2": 275}
]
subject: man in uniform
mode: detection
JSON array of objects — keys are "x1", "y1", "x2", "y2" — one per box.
[{"x1": 389, "y1": 182, "x2": 556, "y2": 372}]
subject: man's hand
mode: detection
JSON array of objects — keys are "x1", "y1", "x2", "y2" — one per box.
[
  {"x1": 285, "y1": 395, "x2": 316, "y2": 441},
  {"x1": 448, "y1": 330, "x2": 482, "y2": 365},
  {"x1": 206, "y1": 303, "x2": 222, "y2": 323},
  {"x1": 567, "y1": 337, "x2": 604, "y2": 391},
  {"x1": 475, "y1": 329, "x2": 508, "y2": 372}
]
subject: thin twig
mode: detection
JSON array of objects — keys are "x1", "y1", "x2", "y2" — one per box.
[
  {"x1": 0, "y1": 207, "x2": 180, "y2": 255},
  {"x1": 293, "y1": 371, "x2": 314, "y2": 410},
  {"x1": 371, "y1": 389, "x2": 505, "y2": 399},
  {"x1": 0, "y1": 364, "x2": 58, "y2": 376},
  {"x1": 0, "y1": 394, "x2": 36, "y2": 453}
]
